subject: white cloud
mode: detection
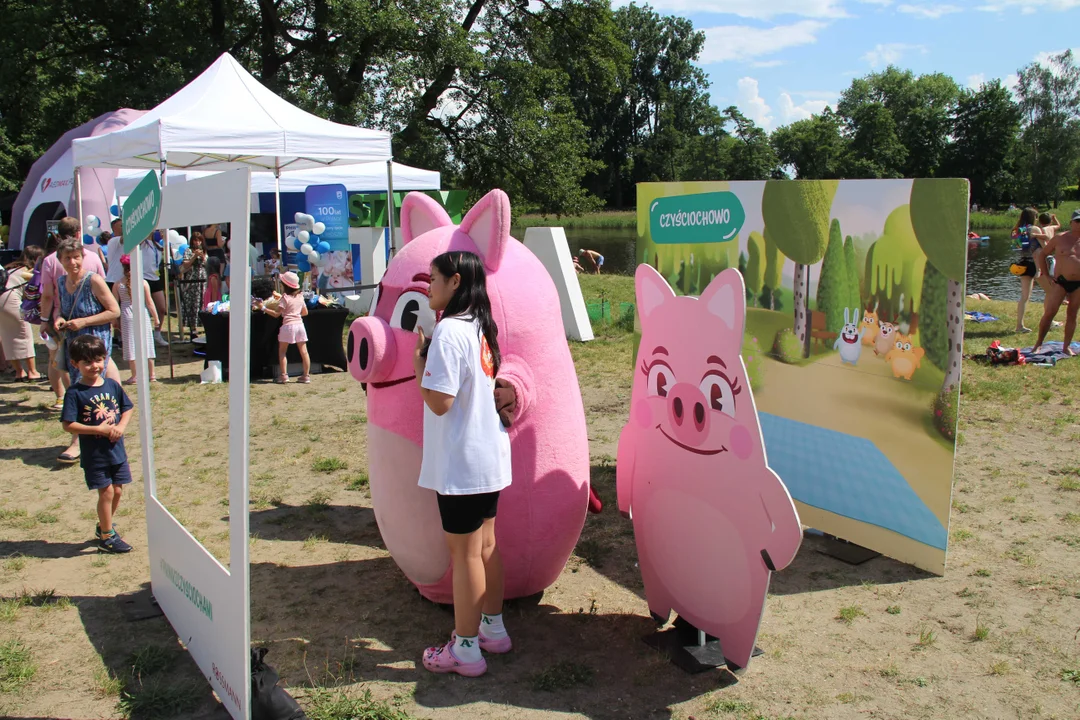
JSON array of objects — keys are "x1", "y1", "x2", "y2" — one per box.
[
  {"x1": 736, "y1": 77, "x2": 773, "y2": 129},
  {"x1": 1004, "y1": 73, "x2": 1020, "y2": 92},
  {"x1": 700, "y1": 20, "x2": 826, "y2": 63},
  {"x1": 967, "y1": 73, "x2": 986, "y2": 89},
  {"x1": 979, "y1": 0, "x2": 1079, "y2": 12},
  {"x1": 897, "y1": 3, "x2": 962, "y2": 18},
  {"x1": 610, "y1": 0, "x2": 847, "y2": 20},
  {"x1": 776, "y1": 93, "x2": 831, "y2": 124},
  {"x1": 1034, "y1": 47, "x2": 1080, "y2": 67},
  {"x1": 861, "y1": 42, "x2": 927, "y2": 68},
  {"x1": 751, "y1": 59, "x2": 785, "y2": 68}
]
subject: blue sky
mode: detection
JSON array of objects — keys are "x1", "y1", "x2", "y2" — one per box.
[{"x1": 611, "y1": 0, "x2": 1079, "y2": 131}]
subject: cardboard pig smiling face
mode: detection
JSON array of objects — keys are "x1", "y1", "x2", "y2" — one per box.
[{"x1": 632, "y1": 265, "x2": 760, "y2": 465}]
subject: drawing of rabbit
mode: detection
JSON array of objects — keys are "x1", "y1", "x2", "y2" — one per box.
[{"x1": 833, "y1": 307, "x2": 865, "y2": 366}]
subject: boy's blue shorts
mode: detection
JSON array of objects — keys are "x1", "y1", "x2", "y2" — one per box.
[{"x1": 84, "y1": 463, "x2": 133, "y2": 491}]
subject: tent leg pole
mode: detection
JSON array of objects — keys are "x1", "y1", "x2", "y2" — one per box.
[
  {"x1": 75, "y1": 167, "x2": 83, "y2": 230},
  {"x1": 161, "y1": 157, "x2": 174, "y2": 380},
  {"x1": 274, "y1": 168, "x2": 283, "y2": 265},
  {"x1": 386, "y1": 159, "x2": 396, "y2": 257}
]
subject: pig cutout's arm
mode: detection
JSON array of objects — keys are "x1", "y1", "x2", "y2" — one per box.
[
  {"x1": 495, "y1": 353, "x2": 535, "y2": 423},
  {"x1": 616, "y1": 424, "x2": 635, "y2": 518},
  {"x1": 757, "y1": 468, "x2": 802, "y2": 571}
]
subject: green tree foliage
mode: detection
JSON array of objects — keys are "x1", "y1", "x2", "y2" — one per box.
[
  {"x1": 771, "y1": 109, "x2": 848, "y2": 180},
  {"x1": 865, "y1": 204, "x2": 926, "y2": 323},
  {"x1": 816, "y1": 219, "x2": 848, "y2": 333},
  {"x1": 763, "y1": 226, "x2": 783, "y2": 292},
  {"x1": 945, "y1": 80, "x2": 1022, "y2": 208},
  {"x1": 745, "y1": 231, "x2": 766, "y2": 302},
  {"x1": 843, "y1": 235, "x2": 861, "y2": 314},
  {"x1": 1013, "y1": 50, "x2": 1080, "y2": 206}
]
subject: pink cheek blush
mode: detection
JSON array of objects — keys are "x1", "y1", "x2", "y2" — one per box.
[
  {"x1": 632, "y1": 399, "x2": 653, "y2": 429},
  {"x1": 730, "y1": 424, "x2": 752, "y2": 460}
]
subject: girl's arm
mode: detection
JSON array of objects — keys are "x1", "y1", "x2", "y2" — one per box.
[
  {"x1": 300, "y1": 302, "x2": 308, "y2": 317},
  {"x1": 262, "y1": 303, "x2": 281, "y2": 317},
  {"x1": 413, "y1": 328, "x2": 455, "y2": 416},
  {"x1": 143, "y1": 280, "x2": 160, "y2": 327}
]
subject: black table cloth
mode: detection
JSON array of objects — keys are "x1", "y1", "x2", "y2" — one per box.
[{"x1": 199, "y1": 304, "x2": 350, "y2": 379}]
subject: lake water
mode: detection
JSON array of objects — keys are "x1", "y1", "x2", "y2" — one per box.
[{"x1": 528, "y1": 226, "x2": 1036, "y2": 303}]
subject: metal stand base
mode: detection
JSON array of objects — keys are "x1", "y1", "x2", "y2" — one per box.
[
  {"x1": 817, "y1": 535, "x2": 881, "y2": 565},
  {"x1": 116, "y1": 589, "x2": 164, "y2": 622},
  {"x1": 643, "y1": 615, "x2": 763, "y2": 674}
]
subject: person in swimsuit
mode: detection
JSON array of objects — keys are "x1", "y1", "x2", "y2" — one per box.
[
  {"x1": 1032, "y1": 210, "x2": 1080, "y2": 356},
  {"x1": 579, "y1": 248, "x2": 604, "y2": 275},
  {"x1": 1011, "y1": 207, "x2": 1053, "y2": 333}
]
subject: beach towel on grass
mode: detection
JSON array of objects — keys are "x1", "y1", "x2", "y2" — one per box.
[
  {"x1": 965, "y1": 311, "x2": 999, "y2": 323},
  {"x1": 1021, "y1": 341, "x2": 1080, "y2": 364}
]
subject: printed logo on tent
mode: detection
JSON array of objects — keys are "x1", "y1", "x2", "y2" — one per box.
[
  {"x1": 41, "y1": 178, "x2": 51, "y2": 192},
  {"x1": 39, "y1": 176, "x2": 71, "y2": 194}
]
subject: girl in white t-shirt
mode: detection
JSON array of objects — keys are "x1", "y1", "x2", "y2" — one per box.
[{"x1": 413, "y1": 250, "x2": 512, "y2": 678}]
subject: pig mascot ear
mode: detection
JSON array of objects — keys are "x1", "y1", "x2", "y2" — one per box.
[
  {"x1": 401, "y1": 192, "x2": 454, "y2": 246},
  {"x1": 699, "y1": 268, "x2": 746, "y2": 340},
  {"x1": 635, "y1": 264, "x2": 676, "y2": 322},
  {"x1": 459, "y1": 189, "x2": 511, "y2": 272}
]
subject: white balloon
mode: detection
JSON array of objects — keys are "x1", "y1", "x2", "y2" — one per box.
[
  {"x1": 86, "y1": 214, "x2": 98, "y2": 227},
  {"x1": 313, "y1": 222, "x2": 326, "y2": 235},
  {"x1": 285, "y1": 236, "x2": 299, "y2": 251},
  {"x1": 300, "y1": 243, "x2": 313, "y2": 256},
  {"x1": 297, "y1": 230, "x2": 310, "y2": 244},
  {"x1": 294, "y1": 212, "x2": 304, "y2": 223},
  {"x1": 307, "y1": 250, "x2": 320, "y2": 264}
]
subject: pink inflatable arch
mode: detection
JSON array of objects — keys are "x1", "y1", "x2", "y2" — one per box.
[{"x1": 9, "y1": 108, "x2": 145, "y2": 250}]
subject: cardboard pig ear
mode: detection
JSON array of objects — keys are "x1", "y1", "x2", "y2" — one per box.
[
  {"x1": 401, "y1": 192, "x2": 453, "y2": 246},
  {"x1": 459, "y1": 189, "x2": 511, "y2": 271},
  {"x1": 699, "y1": 268, "x2": 746, "y2": 338},
  {"x1": 635, "y1": 263, "x2": 676, "y2": 321}
]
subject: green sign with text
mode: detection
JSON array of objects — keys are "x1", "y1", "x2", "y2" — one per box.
[
  {"x1": 121, "y1": 171, "x2": 161, "y2": 253},
  {"x1": 649, "y1": 191, "x2": 745, "y2": 245}
]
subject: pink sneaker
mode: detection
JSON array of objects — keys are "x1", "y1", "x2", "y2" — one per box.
[
  {"x1": 478, "y1": 631, "x2": 512, "y2": 654},
  {"x1": 422, "y1": 639, "x2": 487, "y2": 677}
]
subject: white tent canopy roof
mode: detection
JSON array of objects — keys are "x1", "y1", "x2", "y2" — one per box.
[
  {"x1": 114, "y1": 161, "x2": 439, "y2": 197},
  {"x1": 71, "y1": 53, "x2": 392, "y2": 172}
]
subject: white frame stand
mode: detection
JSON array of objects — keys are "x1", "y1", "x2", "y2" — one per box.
[{"x1": 132, "y1": 168, "x2": 252, "y2": 718}]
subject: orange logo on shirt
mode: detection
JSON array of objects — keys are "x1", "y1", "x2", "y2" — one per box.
[{"x1": 480, "y1": 336, "x2": 494, "y2": 379}]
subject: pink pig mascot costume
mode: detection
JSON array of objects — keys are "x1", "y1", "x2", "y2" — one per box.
[
  {"x1": 348, "y1": 189, "x2": 591, "y2": 604},
  {"x1": 617, "y1": 264, "x2": 803, "y2": 671}
]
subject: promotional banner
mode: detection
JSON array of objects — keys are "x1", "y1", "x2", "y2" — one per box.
[
  {"x1": 305, "y1": 183, "x2": 349, "y2": 251},
  {"x1": 282, "y1": 223, "x2": 299, "y2": 267},
  {"x1": 636, "y1": 179, "x2": 968, "y2": 575}
]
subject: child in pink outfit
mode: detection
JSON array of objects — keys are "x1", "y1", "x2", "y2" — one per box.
[{"x1": 262, "y1": 271, "x2": 310, "y2": 383}]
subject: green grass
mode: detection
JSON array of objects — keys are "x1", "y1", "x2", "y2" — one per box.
[
  {"x1": 306, "y1": 688, "x2": 416, "y2": 720},
  {"x1": 886, "y1": 605, "x2": 902, "y2": 615},
  {"x1": 532, "y1": 661, "x2": 594, "y2": 691},
  {"x1": 117, "y1": 678, "x2": 203, "y2": 718},
  {"x1": 916, "y1": 628, "x2": 937, "y2": 649},
  {"x1": 513, "y1": 210, "x2": 636, "y2": 230},
  {"x1": 312, "y1": 457, "x2": 348, "y2": 473},
  {"x1": 969, "y1": 200, "x2": 1080, "y2": 229},
  {"x1": 837, "y1": 605, "x2": 866, "y2": 624},
  {"x1": 345, "y1": 473, "x2": 369, "y2": 491},
  {"x1": 972, "y1": 616, "x2": 990, "y2": 641},
  {"x1": 127, "y1": 645, "x2": 174, "y2": 678},
  {"x1": 0, "y1": 639, "x2": 36, "y2": 693}
]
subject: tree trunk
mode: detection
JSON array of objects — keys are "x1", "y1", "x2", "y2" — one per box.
[
  {"x1": 794, "y1": 263, "x2": 808, "y2": 357},
  {"x1": 944, "y1": 278, "x2": 963, "y2": 390}
]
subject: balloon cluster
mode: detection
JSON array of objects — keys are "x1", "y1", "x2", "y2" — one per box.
[
  {"x1": 287, "y1": 212, "x2": 330, "y2": 273},
  {"x1": 167, "y1": 229, "x2": 189, "y2": 266},
  {"x1": 83, "y1": 215, "x2": 102, "y2": 245}
]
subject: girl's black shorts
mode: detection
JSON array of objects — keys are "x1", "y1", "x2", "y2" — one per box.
[{"x1": 437, "y1": 491, "x2": 500, "y2": 534}]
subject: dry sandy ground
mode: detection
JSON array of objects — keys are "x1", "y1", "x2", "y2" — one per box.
[{"x1": 0, "y1": 301, "x2": 1078, "y2": 720}]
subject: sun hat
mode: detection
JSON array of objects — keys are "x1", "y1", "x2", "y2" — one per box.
[{"x1": 280, "y1": 271, "x2": 300, "y2": 289}]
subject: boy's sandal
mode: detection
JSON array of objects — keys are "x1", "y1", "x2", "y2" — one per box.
[
  {"x1": 49, "y1": 401, "x2": 64, "y2": 412},
  {"x1": 122, "y1": 378, "x2": 138, "y2": 385},
  {"x1": 57, "y1": 451, "x2": 80, "y2": 465}
]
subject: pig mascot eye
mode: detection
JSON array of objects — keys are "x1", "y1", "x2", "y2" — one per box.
[
  {"x1": 391, "y1": 291, "x2": 436, "y2": 335},
  {"x1": 699, "y1": 373, "x2": 736, "y2": 419},
  {"x1": 646, "y1": 361, "x2": 673, "y2": 398}
]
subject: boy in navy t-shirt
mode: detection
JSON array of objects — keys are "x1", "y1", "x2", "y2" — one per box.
[{"x1": 61, "y1": 335, "x2": 135, "y2": 553}]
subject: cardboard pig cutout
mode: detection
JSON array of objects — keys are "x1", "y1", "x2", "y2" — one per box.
[
  {"x1": 617, "y1": 264, "x2": 802, "y2": 671},
  {"x1": 347, "y1": 189, "x2": 591, "y2": 604}
]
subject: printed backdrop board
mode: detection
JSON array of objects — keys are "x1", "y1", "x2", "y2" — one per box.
[
  {"x1": 305, "y1": 183, "x2": 350, "y2": 251},
  {"x1": 636, "y1": 179, "x2": 968, "y2": 575},
  {"x1": 131, "y1": 168, "x2": 252, "y2": 718}
]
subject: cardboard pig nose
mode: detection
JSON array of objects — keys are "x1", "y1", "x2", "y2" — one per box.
[
  {"x1": 347, "y1": 316, "x2": 397, "y2": 384},
  {"x1": 668, "y1": 383, "x2": 709, "y2": 445}
]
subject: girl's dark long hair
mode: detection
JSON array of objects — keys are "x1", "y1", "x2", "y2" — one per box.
[
  {"x1": 432, "y1": 251, "x2": 501, "y2": 375},
  {"x1": 1019, "y1": 207, "x2": 1038, "y2": 228}
]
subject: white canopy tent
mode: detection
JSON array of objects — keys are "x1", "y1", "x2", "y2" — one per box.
[
  {"x1": 114, "y1": 161, "x2": 439, "y2": 197},
  {"x1": 71, "y1": 52, "x2": 399, "y2": 256}
]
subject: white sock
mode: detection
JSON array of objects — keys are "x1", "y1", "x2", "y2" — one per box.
[
  {"x1": 453, "y1": 633, "x2": 482, "y2": 662},
  {"x1": 481, "y1": 613, "x2": 507, "y2": 639}
]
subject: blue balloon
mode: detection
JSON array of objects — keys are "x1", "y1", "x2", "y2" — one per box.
[
  {"x1": 83, "y1": 234, "x2": 95, "y2": 245},
  {"x1": 296, "y1": 255, "x2": 311, "y2": 272},
  {"x1": 110, "y1": 204, "x2": 119, "y2": 217},
  {"x1": 316, "y1": 241, "x2": 331, "y2": 255}
]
